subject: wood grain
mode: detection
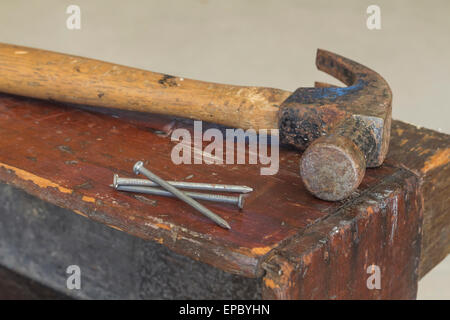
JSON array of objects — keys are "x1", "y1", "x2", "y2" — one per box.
[
  {"x1": 0, "y1": 93, "x2": 446, "y2": 299},
  {"x1": 261, "y1": 169, "x2": 421, "y2": 299},
  {"x1": 0, "y1": 43, "x2": 289, "y2": 130},
  {"x1": 0, "y1": 93, "x2": 393, "y2": 278},
  {"x1": 387, "y1": 120, "x2": 449, "y2": 278}
]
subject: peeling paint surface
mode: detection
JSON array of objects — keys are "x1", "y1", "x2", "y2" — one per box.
[{"x1": 0, "y1": 162, "x2": 72, "y2": 194}]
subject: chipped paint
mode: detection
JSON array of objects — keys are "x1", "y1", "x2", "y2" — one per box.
[
  {"x1": 389, "y1": 197, "x2": 398, "y2": 244},
  {"x1": 264, "y1": 278, "x2": 278, "y2": 289},
  {"x1": 177, "y1": 235, "x2": 202, "y2": 245},
  {"x1": 145, "y1": 216, "x2": 213, "y2": 241},
  {"x1": 107, "y1": 224, "x2": 124, "y2": 232},
  {"x1": 82, "y1": 195, "x2": 96, "y2": 203},
  {"x1": 155, "y1": 223, "x2": 172, "y2": 231},
  {"x1": 73, "y1": 209, "x2": 88, "y2": 218},
  {"x1": 250, "y1": 246, "x2": 272, "y2": 256},
  {"x1": 421, "y1": 148, "x2": 450, "y2": 173},
  {"x1": 0, "y1": 162, "x2": 72, "y2": 194},
  {"x1": 302, "y1": 251, "x2": 313, "y2": 265}
]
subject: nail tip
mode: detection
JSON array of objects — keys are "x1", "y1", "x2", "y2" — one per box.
[
  {"x1": 243, "y1": 187, "x2": 253, "y2": 193},
  {"x1": 221, "y1": 220, "x2": 232, "y2": 229}
]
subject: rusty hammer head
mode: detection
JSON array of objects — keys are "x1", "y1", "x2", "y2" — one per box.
[{"x1": 278, "y1": 49, "x2": 392, "y2": 201}]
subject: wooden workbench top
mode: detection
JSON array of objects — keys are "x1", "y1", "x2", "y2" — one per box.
[{"x1": 0, "y1": 93, "x2": 447, "y2": 298}]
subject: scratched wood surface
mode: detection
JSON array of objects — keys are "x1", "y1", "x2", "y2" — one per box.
[
  {"x1": 261, "y1": 169, "x2": 421, "y2": 299},
  {"x1": 387, "y1": 121, "x2": 449, "y2": 278},
  {"x1": 0, "y1": 93, "x2": 394, "y2": 278},
  {"x1": 261, "y1": 119, "x2": 450, "y2": 298}
]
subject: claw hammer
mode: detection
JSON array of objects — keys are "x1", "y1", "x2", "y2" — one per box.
[{"x1": 0, "y1": 43, "x2": 392, "y2": 201}]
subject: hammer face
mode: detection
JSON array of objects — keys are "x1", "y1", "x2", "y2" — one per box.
[{"x1": 300, "y1": 134, "x2": 366, "y2": 201}]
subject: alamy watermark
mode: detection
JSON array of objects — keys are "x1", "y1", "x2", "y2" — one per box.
[
  {"x1": 170, "y1": 121, "x2": 279, "y2": 175},
  {"x1": 366, "y1": 264, "x2": 381, "y2": 290},
  {"x1": 366, "y1": 5, "x2": 381, "y2": 30},
  {"x1": 66, "y1": 265, "x2": 81, "y2": 290},
  {"x1": 66, "y1": 5, "x2": 81, "y2": 30}
]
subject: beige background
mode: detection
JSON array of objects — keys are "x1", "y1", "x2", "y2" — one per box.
[{"x1": 0, "y1": 0, "x2": 448, "y2": 298}]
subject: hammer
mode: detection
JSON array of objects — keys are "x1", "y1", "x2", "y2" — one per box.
[{"x1": 0, "y1": 43, "x2": 392, "y2": 201}]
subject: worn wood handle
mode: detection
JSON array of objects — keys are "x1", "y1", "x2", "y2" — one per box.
[{"x1": 0, "y1": 43, "x2": 290, "y2": 130}]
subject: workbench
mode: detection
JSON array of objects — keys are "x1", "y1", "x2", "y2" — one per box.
[{"x1": 0, "y1": 93, "x2": 448, "y2": 299}]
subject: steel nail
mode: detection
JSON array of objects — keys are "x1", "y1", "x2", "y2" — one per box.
[
  {"x1": 132, "y1": 161, "x2": 231, "y2": 229},
  {"x1": 114, "y1": 185, "x2": 245, "y2": 209},
  {"x1": 113, "y1": 174, "x2": 252, "y2": 193}
]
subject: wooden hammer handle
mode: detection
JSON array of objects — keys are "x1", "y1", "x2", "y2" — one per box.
[{"x1": 0, "y1": 43, "x2": 290, "y2": 130}]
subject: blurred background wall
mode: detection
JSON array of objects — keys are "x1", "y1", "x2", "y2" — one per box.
[{"x1": 0, "y1": 0, "x2": 448, "y2": 299}]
